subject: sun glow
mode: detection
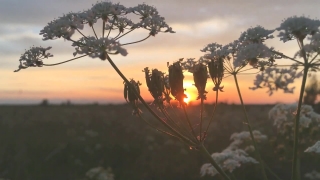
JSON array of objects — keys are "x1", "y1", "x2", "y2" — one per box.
[{"x1": 184, "y1": 92, "x2": 191, "y2": 104}]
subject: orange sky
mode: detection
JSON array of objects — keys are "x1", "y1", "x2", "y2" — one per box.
[{"x1": 1, "y1": 0, "x2": 319, "y2": 104}]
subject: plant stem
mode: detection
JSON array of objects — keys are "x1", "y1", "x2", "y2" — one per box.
[
  {"x1": 199, "y1": 143, "x2": 231, "y2": 180},
  {"x1": 233, "y1": 74, "x2": 268, "y2": 180},
  {"x1": 292, "y1": 66, "x2": 308, "y2": 180},
  {"x1": 105, "y1": 54, "x2": 197, "y2": 146},
  {"x1": 200, "y1": 97, "x2": 204, "y2": 141}
]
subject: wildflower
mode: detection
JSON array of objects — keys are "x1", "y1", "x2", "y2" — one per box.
[
  {"x1": 143, "y1": 67, "x2": 165, "y2": 106},
  {"x1": 14, "y1": 46, "x2": 53, "y2": 72},
  {"x1": 72, "y1": 36, "x2": 127, "y2": 59},
  {"x1": 228, "y1": 131, "x2": 267, "y2": 152},
  {"x1": 305, "y1": 170, "x2": 320, "y2": 180},
  {"x1": 40, "y1": 12, "x2": 84, "y2": 40},
  {"x1": 238, "y1": 25, "x2": 274, "y2": 43},
  {"x1": 168, "y1": 60, "x2": 186, "y2": 104},
  {"x1": 234, "y1": 43, "x2": 274, "y2": 68},
  {"x1": 208, "y1": 58, "x2": 224, "y2": 91},
  {"x1": 106, "y1": 17, "x2": 134, "y2": 33},
  {"x1": 200, "y1": 149, "x2": 258, "y2": 177},
  {"x1": 193, "y1": 63, "x2": 208, "y2": 100},
  {"x1": 276, "y1": 16, "x2": 320, "y2": 42},
  {"x1": 249, "y1": 66, "x2": 303, "y2": 96},
  {"x1": 90, "y1": 1, "x2": 127, "y2": 21},
  {"x1": 305, "y1": 141, "x2": 320, "y2": 154},
  {"x1": 134, "y1": 14, "x2": 174, "y2": 36},
  {"x1": 269, "y1": 103, "x2": 320, "y2": 134},
  {"x1": 131, "y1": 3, "x2": 159, "y2": 18},
  {"x1": 86, "y1": 166, "x2": 114, "y2": 180},
  {"x1": 124, "y1": 79, "x2": 142, "y2": 115}
]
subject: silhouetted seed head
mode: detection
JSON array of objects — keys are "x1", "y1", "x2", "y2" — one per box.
[
  {"x1": 168, "y1": 60, "x2": 186, "y2": 104},
  {"x1": 143, "y1": 67, "x2": 165, "y2": 107},
  {"x1": 163, "y1": 74, "x2": 172, "y2": 103},
  {"x1": 208, "y1": 58, "x2": 224, "y2": 91},
  {"x1": 99, "y1": 51, "x2": 107, "y2": 60},
  {"x1": 124, "y1": 79, "x2": 142, "y2": 115},
  {"x1": 193, "y1": 63, "x2": 208, "y2": 100}
]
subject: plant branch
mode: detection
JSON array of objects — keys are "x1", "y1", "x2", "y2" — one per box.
[
  {"x1": 43, "y1": 55, "x2": 88, "y2": 66},
  {"x1": 233, "y1": 74, "x2": 268, "y2": 180}
]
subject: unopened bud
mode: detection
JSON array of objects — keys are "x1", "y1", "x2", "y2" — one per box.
[
  {"x1": 193, "y1": 63, "x2": 208, "y2": 100},
  {"x1": 208, "y1": 58, "x2": 224, "y2": 91},
  {"x1": 168, "y1": 61, "x2": 186, "y2": 103}
]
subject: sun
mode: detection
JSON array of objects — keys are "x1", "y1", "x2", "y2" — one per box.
[{"x1": 184, "y1": 92, "x2": 191, "y2": 104}]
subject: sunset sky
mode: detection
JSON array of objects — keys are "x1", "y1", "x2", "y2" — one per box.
[{"x1": 1, "y1": 0, "x2": 320, "y2": 104}]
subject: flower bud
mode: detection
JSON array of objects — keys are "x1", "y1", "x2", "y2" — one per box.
[
  {"x1": 192, "y1": 63, "x2": 208, "y2": 100},
  {"x1": 143, "y1": 67, "x2": 165, "y2": 106},
  {"x1": 208, "y1": 58, "x2": 224, "y2": 91},
  {"x1": 124, "y1": 79, "x2": 142, "y2": 115},
  {"x1": 168, "y1": 60, "x2": 186, "y2": 103}
]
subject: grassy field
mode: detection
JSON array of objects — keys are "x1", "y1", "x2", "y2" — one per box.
[{"x1": 0, "y1": 103, "x2": 318, "y2": 180}]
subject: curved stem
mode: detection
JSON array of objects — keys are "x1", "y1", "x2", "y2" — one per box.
[
  {"x1": 272, "y1": 50, "x2": 303, "y2": 65},
  {"x1": 105, "y1": 54, "x2": 197, "y2": 146},
  {"x1": 199, "y1": 143, "x2": 231, "y2": 180},
  {"x1": 43, "y1": 55, "x2": 88, "y2": 66},
  {"x1": 121, "y1": 35, "x2": 151, "y2": 46},
  {"x1": 233, "y1": 74, "x2": 268, "y2": 180}
]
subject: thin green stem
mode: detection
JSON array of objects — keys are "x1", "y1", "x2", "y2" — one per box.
[
  {"x1": 182, "y1": 104, "x2": 198, "y2": 141},
  {"x1": 233, "y1": 74, "x2": 268, "y2": 180},
  {"x1": 199, "y1": 97, "x2": 204, "y2": 141},
  {"x1": 43, "y1": 55, "x2": 88, "y2": 66},
  {"x1": 199, "y1": 143, "x2": 231, "y2": 180},
  {"x1": 105, "y1": 54, "x2": 197, "y2": 146},
  {"x1": 205, "y1": 90, "x2": 218, "y2": 133},
  {"x1": 292, "y1": 64, "x2": 309, "y2": 180}
]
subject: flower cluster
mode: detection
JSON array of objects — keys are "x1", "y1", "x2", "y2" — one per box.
[
  {"x1": 305, "y1": 141, "x2": 320, "y2": 154},
  {"x1": 228, "y1": 130, "x2": 268, "y2": 152},
  {"x1": 200, "y1": 149, "x2": 258, "y2": 177},
  {"x1": 85, "y1": 166, "x2": 114, "y2": 180},
  {"x1": 14, "y1": 46, "x2": 53, "y2": 72},
  {"x1": 72, "y1": 36, "x2": 127, "y2": 60},
  {"x1": 269, "y1": 103, "x2": 320, "y2": 130},
  {"x1": 305, "y1": 170, "x2": 320, "y2": 180},
  {"x1": 277, "y1": 16, "x2": 320, "y2": 42},
  {"x1": 250, "y1": 66, "x2": 303, "y2": 96}
]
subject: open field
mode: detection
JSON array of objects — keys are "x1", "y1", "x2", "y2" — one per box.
[{"x1": 0, "y1": 103, "x2": 318, "y2": 180}]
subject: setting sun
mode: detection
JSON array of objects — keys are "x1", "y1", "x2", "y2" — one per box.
[{"x1": 184, "y1": 92, "x2": 191, "y2": 104}]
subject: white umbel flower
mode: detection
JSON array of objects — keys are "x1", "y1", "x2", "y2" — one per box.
[
  {"x1": 15, "y1": 46, "x2": 53, "y2": 72},
  {"x1": 239, "y1": 25, "x2": 274, "y2": 43},
  {"x1": 72, "y1": 36, "x2": 127, "y2": 60},
  {"x1": 277, "y1": 16, "x2": 320, "y2": 42},
  {"x1": 305, "y1": 141, "x2": 320, "y2": 154}
]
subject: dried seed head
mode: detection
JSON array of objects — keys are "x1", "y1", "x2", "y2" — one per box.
[
  {"x1": 168, "y1": 60, "x2": 186, "y2": 103},
  {"x1": 124, "y1": 79, "x2": 142, "y2": 115},
  {"x1": 143, "y1": 67, "x2": 165, "y2": 106},
  {"x1": 192, "y1": 63, "x2": 208, "y2": 100},
  {"x1": 208, "y1": 58, "x2": 224, "y2": 91}
]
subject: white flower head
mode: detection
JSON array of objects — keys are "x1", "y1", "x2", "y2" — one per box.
[
  {"x1": 250, "y1": 67, "x2": 303, "y2": 96},
  {"x1": 134, "y1": 14, "x2": 174, "y2": 36},
  {"x1": 15, "y1": 46, "x2": 53, "y2": 72},
  {"x1": 305, "y1": 141, "x2": 320, "y2": 154},
  {"x1": 106, "y1": 17, "x2": 134, "y2": 33},
  {"x1": 234, "y1": 43, "x2": 273, "y2": 68},
  {"x1": 72, "y1": 36, "x2": 127, "y2": 60},
  {"x1": 201, "y1": 43, "x2": 230, "y2": 61},
  {"x1": 40, "y1": 12, "x2": 84, "y2": 40},
  {"x1": 305, "y1": 170, "x2": 320, "y2": 180},
  {"x1": 91, "y1": 1, "x2": 127, "y2": 21},
  {"x1": 131, "y1": 3, "x2": 159, "y2": 18},
  {"x1": 200, "y1": 149, "x2": 258, "y2": 177},
  {"x1": 276, "y1": 16, "x2": 320, "y2": 42},
  {"x1": 239, "y1": 25, "x2": 274, "y2": 43}
]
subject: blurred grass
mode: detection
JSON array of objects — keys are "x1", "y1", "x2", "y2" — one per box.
[{"x1": 0, "y1": 103, "x2": 317, "y2": 180}]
